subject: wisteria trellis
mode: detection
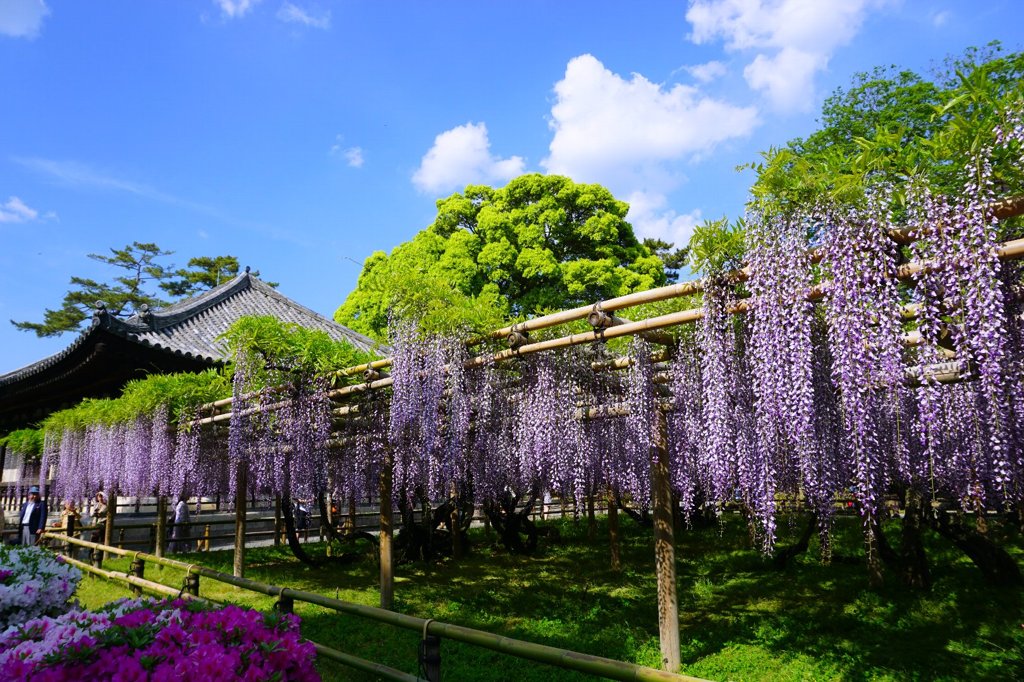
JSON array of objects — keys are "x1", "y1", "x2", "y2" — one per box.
[{"x1": 37, "y1": 111, "x2": 1024, "y2": 560}]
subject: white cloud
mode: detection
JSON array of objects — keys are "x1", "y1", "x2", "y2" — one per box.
[
  {"x1": 0, "y1": 0, "x2": 49, "y2": 39},
  {"x1": 277, "y1": 3, "x2": 330, "y2": 29},
  {"x1": 0, "y1": 196, "x2": 39, "y2": 223},
  {"x1": 542, "y1": 54, "x2": 758, "y2": 191},
  {"x1": 743, "y1": 47, "x2": 825, "y2": 111},
  {"x1": 343, "y1": 147, "x2": 364, "y2": 168},
  {"x1": 330, "y1": 136, "x2": 364, "y2": 167},
  {"x1": 214, "y1": 0, "x2": 260, "y2": 19},
  {"x1": 686, "y1": 60, "x2": 728, "y2": 83},
  {"x1": 412, "y1": 122, "x2": 525, "y2": 195},
  {"x1": 686, "y1": 0, "x2": 887, "y2": 111},
  {"x1": 931, "y1": 10, "x2": 951, "y2": 27},
  {"x1": 626, "y1": 191, "x2": 702, "y2": 247}
]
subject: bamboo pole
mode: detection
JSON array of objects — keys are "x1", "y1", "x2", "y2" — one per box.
[
  {"x1": 155, "y1": 496, "x2": 167, "y2": 558},
  {"x1": 234, "y1": 462, "x2": 247, "y2": 578},
  {"x1": 184, "y1": 197, "x2": 1024, "y2": 423},
  {"x1": 379, "y1": 449, "x2": 395, "y2": 610},
  {"x1": 651, "y1": 411, "x2": 680, "y2": 672},
  {"x1": 48, "y1": 533, "x2": 702, "y2": 682},
  {"x1": 103, "y1": 488, "x2": 117, "y2": 561}
]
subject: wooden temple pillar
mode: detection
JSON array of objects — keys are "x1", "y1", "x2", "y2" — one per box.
[{"x1": 652, "y1": 410, "x2": 680, "y2": 672}]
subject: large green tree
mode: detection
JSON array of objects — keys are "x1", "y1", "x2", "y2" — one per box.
[
  {"x1": 748, "y1": 42, "x2": 1024, "y2": 210},
  {"x1": 12, "y1": 242, "x2": 255, "y2": 337},
  {"x1": 335, "y1": 174, "x2": 669, "y2": 340}
]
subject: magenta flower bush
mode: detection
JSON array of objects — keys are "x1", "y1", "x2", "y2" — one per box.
[
  {"x1": 0, "y1": 546, "x2": 81, "y2": 630},
  {"x1": 0, "y1": 598, "x2": 320, "y2": 681}
]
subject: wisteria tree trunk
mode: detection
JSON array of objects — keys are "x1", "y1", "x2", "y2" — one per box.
[
  {"x1": 899, "y1": 489, "x2": 931, "y2": 590},
  {"x1": 482, "y1": 488, "x2": 540, "y2": 555},
  {"x1": 926, "y1": 509, "x2": 1022, "y2": 586},
  {"x1": 772, "y1": 513, "x2": 817, "y2": 569}
]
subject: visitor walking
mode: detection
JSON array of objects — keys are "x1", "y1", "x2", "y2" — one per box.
[
  {"x1": 169, "y1": 494, "x2": 192, "y2": 553},
  {"x1": 91, "y1": 492, "x2": 108, "y2": 545},
  {"x1": 18, "y1": 486, "x2": 46, "y2": 545}
]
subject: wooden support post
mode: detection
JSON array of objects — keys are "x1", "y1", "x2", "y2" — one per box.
[
  {"x1": 154, "y1": 496, "x2": 167, "y2": 558},
  {"x1": 276, "y1": 588, "x2": 294, "y2": 615},
  {"x1": 348, "y1": 495, "x2": 357, "y2": 534},
  {"x1": 273, "y1": 495, "x2": 282, "y2": 548},
  {"x1": 652, "y1": 411, "x2": 680, "y2": 672},
  {"x1": 234, "y1": 462, "x2": 247, "y2": 578},
  {"x1": 117, "y1": 528, "x2": 126, "y2": 549},
  {"x1": 201, "y1": 524, "x2": 211, "y2": 552},
  {"x1": 608, "y1": 487, "x2": 621, "y2": 573},
  {"x1": 184, "y1": 570, "x2": 200, "y2": 597},
  {"x1": 129, "y1": 557, "x2": 145, "y2": 597},
  {"x1": 103, "y1": 489, "x2": 117, "y2": 560},
  {"x1": 379, "y1": 450, "x2": 394, "y2": 610}
]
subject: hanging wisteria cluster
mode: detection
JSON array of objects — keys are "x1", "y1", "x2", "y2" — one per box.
[{"x1": 29, "y1": 103, "x2": 1024, "y2": 564}]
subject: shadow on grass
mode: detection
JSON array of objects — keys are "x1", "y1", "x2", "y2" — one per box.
[{"x1": 73, "y1": 513, "x2": 1024, "y2": 681}]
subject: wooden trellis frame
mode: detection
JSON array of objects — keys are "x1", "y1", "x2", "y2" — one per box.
[{"x1": 170, "y1": 197, "x2": 1024, "y2": 672}]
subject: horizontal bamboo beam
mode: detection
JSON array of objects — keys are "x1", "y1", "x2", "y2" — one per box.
[
  {"x1": 190, "y1": 201, "x2": 1024, "y2": 421},
  {"x1": 47, "y1": 534, "x2": 701, "y2": 682}
]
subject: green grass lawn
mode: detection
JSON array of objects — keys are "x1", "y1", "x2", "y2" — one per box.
[{"x1": 73, "y1": 513, "x2": 1024, "y2": 681}]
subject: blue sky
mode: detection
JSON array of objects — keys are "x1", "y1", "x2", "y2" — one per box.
[{"x1": 0, "y1": 0, "x2": 1021, "y2": 372}]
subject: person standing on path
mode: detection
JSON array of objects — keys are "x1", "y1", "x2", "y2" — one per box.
[
  {"x1": 169, "y1": 494, "x2": 191, "y2": 553},
  {"x1": 18, "y1": 486, "x2": 46, "y2": 545},
  {"x1": 91, "y1": 492, "x2": 107, "y2": 545}
]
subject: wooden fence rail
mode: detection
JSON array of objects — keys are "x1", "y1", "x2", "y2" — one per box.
[{"x1": 42, "y1": 533, "x2": 702, "y2": 682}]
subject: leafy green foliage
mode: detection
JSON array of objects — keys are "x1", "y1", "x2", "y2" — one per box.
[
  {"x1": 0, "y1": 428, "x2": 44, "y2": 458},
  {"x1": 159, "y1": 256, "x2": 273, "y2": 298},
  {"x1": 687, "y1": 217, "x2": 747, "y2": 276},
  {"x1": 11, "y1": 243, "x2": 262, "y2": 337},
  {"x1": 39, "y1": 369, "x2": 231, "y2": 434},
  {"x1": 219, "y1": 315, "x2": 377, "y2": 385},
  {"x1": 747, "y1": 42, "x2": 1024, "y2": 213},
  {"x1": 335, "y1": 174, "x2": 668, "y2": 340}
]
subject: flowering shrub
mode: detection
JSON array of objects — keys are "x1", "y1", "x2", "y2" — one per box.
[
  {"x1": 0, "y1": 546, "x2": 81, "y2": 630},
  {"x1": 0, "y1": 597, "x2": 321, "y2": 681}
]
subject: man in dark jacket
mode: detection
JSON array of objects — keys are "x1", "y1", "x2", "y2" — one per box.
[{"x1": 18, "y1": 486, "x2": 46, "y2": 545}]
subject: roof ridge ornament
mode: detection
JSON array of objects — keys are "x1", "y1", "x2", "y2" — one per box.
[{"x1": 92, "y1": 300, "x2": 108, "y2": 321}]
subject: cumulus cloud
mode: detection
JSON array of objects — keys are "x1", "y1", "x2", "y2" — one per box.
[
  {"x1": 214, "y1": 0, "x2": 260, "y2": 19},
  {"x1": 277, "y1": 3, "x2": 330, "y2": 29},
  {"x1": 542, "y1": 54, "x2": 758, "y2": 190},
  {"x1": 0, "y1": 196, "x2": 40, "y2": 223},
  {"x1": 412, "y1": 122, "x2": 525, "y2": 195},
  {"x1": 687, "y1": 0, "x2": 887, "y2": 111},
  {"x1": 686, "y1": 60, "x2": 728, "y2": 83},
  {"x1": 0, "y1": 0, "x2": 49, "y2": 39},
  {"x1": 625, "y1": 191, "x2": 702, "y2": 247}
]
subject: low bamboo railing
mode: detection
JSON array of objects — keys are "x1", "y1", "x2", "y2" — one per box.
[{"x1": 43, "y1": 533, "x2": 703, "y2": 682}]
